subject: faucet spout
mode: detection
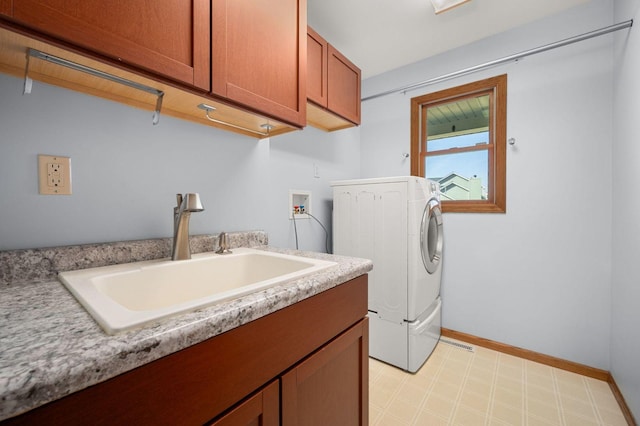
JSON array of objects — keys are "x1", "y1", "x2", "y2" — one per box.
[{"x1": 171, "y1": 193, "x2": 204, "y2": 261}]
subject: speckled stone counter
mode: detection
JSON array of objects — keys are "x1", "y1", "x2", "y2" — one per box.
[{"x1": 0, "y1": 232, "x2": 372, "y2": 421}]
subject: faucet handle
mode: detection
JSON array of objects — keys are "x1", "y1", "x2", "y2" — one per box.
[
  {"x1": 176, "y1": 193, "x2": 183, "y2": 208},
  {"x1": 216, "y1": 232, "x2": 232, "y2": 254},
  {"x1": 183, "y1": 193, "x2": 204, "y2": 212}
]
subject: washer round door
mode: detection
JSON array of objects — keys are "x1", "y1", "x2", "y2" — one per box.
[{"x1": 420, "y1": 198, "x2": 443, "y2": 274}]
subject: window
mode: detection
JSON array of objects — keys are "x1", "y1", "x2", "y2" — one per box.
[{"x1": 410, "y1": 74, "x2": 507, "y2": 213}]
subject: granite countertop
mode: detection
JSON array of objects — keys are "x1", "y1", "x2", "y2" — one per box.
[{"x1": 0, "y1": 234, "x2": 373, "y2": 421}]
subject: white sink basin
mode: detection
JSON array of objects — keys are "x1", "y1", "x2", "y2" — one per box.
[{"x1": 59, "y1": 248, "x2": 336, "y2": 334}]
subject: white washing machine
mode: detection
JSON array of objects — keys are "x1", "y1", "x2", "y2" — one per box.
[{"x1": 332, "y1": 176, "x2": 443, "y2": 372}]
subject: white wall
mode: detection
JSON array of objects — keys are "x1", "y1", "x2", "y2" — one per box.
[
  {"x1": 612, "y1": 0, "x2": 640, "y2": 418},
  {"x1": 267, "y1": 121, "x2": 361, "y2": 251},
  {"x1": 361, "y1": 0, "x2": 614, "y2": 369},
  {"x1": 0, "y1": 73, "x2": 360, "y2": 252}
]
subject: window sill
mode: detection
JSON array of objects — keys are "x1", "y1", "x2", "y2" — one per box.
[{"x1": 441, "y1": 201, "x2": 506, "y2": 213}]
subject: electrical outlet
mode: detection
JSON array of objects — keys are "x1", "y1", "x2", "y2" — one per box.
[{"x1": 38, "y1": 154, "x2": 72, "y2": 195}]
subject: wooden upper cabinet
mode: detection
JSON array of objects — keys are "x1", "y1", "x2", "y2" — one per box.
[
  {"x1": 8, "y1": 0, "x2": 210, "y2": 90},
  {"x1": 307, "y1": 26, "x2": 361, "y2": 129},
  {"x1": 307, "y1": 26, "x2": 328, "y2": 107},
  {"x1": 327, "y1": 45, "x2": 361, "y2": 125},
  {"x1": 211, "y1": 0, "x2": 307, "y2": 128}
]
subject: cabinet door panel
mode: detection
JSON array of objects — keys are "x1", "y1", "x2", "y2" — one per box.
[
  {"x1": 282, "y1": 319, "x2": 369, "y2": 426},
  {"x1": 11, "y1": 0, "x2": 210, "y2": 89},
  {"x1": 327, "y1": 45, "x2": 361, "y2": 124},
  {"x1": 0, "y1": 0, "x2": 11, "y2": 16},
  {"x1": 307, "y1": 26, "x2": 327, "y2": 107},
  {"x1": 212, "y1": 0, "x2": 306, "y2": 127},
  {"x1": 210, "y1": 380, "x2": 279, "y2": 426}
]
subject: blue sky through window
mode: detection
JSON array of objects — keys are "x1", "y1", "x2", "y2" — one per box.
[{"x1": 425, "y1": 132, "x2": 489, "y2": 189}]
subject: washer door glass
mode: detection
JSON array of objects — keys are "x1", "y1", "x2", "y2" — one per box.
[{"x1": 420, "y1": 198, "x2": 443, "y2": 274}]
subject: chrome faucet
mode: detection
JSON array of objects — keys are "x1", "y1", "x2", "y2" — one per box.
[{"x1": 171, "y1": 193, "x2": 204, "y2": 261}]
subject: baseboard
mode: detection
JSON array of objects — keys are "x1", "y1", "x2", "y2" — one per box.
[
  {"x1": 608, "y1": 374, "x2": 638, "y2": 426},
  {"x1": 441, "y1": 328, "x2": 637, "y2": 426},
  {"x1": 441, "y1": 328, "x2": 608, "y2": 379}
]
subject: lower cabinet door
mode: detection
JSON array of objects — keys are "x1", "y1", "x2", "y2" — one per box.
[
  {"x1": 210, "y1": 380, "x2": 279, "y2": 426},
  {"x1": 281, "y1": 318, "x2": 369, "y2": 426}
]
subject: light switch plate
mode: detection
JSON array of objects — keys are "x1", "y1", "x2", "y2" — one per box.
[{"x1": 38, "y1": 154, "x2": 72, "y2": 195}]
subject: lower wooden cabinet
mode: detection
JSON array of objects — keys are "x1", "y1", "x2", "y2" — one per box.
[
  {"x1": 212, "y1": 318, "x2": 368, "y2": 426},
  {"x1": 282, "y1": 319, "x2": 368, "y2": 426},
  {"x1": 0, "y1": 1, "x2": 10, "y2": 16},
  {"x1": 2, "y1": 275, "x2": 368, "y2": 426},
  {"x1": 210, "y1": 380, "x2": 280, "y2": 426}
]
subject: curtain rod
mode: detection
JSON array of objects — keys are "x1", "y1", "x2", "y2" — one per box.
[{"x1": 362, "y1": 19, "x2": 633, "y2": 102}]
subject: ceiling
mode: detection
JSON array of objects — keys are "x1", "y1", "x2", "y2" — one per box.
[{"x1": 307, "y1": 0, "x2": 589, "y2": 79}]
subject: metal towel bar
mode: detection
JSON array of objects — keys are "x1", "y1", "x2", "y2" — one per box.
[{"x1": 24, "y1": 48, "x2": 164, "y2": 125}]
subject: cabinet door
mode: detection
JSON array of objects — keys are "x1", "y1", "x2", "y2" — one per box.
[
  {"x1": 10, "y1": 0, "x2": 210, "y2": 90},
  {"x1": 212, "y1": 0, "x2": 306, "y2": 128},
  {"x1": 0, "y1": 0, "x2": 11, "y2": 16},
  {"x1": 281, "y1": 318, "x2": 369, "y2": 426},
  {"x1": 327, "y1": 45, "x2": 361, "y2": 125},
  {"x1": 210, "y1": 380, "x2": 279, "y2": 426},
  {"x1": 307, "y1": 26, "x2": 328, "y2": 107}
]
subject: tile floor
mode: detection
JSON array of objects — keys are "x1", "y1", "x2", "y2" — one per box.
[{"x1": 369, "y1": 338, "x2": 628, "y2": 426}]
